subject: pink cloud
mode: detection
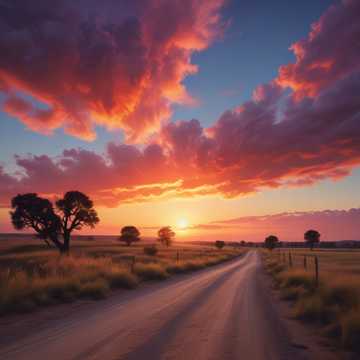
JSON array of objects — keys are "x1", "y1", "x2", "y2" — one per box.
[
  {"x1": 200, "y1": 208, "x2": 360, "y2": 241},
  {"x1": 277, "y1": 0, "x2": 360, "y2": 99},
  {"x1": 0, "y1": 0, "x2": 225, "y2": 141}
]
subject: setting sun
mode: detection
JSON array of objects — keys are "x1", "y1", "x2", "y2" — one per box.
[{"x1": 177, "y1": 218, "x2": 189, "y2": 230}]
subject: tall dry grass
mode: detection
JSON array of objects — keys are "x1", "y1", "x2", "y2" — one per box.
[
  {"x1": 264, "y1": 251, "x2": 360, "y2": 353},
  {"x1": 0, "y1": 242, "x2": 244, "y2": 315},
  {"x1": 0, "y1": 256, "x2": 138, "y2": 315}
]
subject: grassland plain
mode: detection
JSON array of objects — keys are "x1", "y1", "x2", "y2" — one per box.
[
  {"x1": 0, "y1": 236, "x2": 245, "y2": 316},
  {"x1": 264, "y1": 248, "x2": 360, "y2": 354}
]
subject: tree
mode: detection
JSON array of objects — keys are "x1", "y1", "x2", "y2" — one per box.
[
  {"x1": 119, "y1": 226, "x2": 141, "y2": 246},
  {"x1": 304, "y1": 229, "x2": 320, "y2": 250},
  {"x1": 158, "y1": 226, "x2": 175, "y2": 247},
  {"x1": 10, "y1": 191, "x2": 99, "y2": 253},
  {"x1": 264, "y1": 235, "x2": 279, "y2": 251},
  {"x1": 215, "y1": 240, "x2": 225, "y2": 249},
  {"x1": 10, "y1": 193, "x2": 62, "y2": 249}
]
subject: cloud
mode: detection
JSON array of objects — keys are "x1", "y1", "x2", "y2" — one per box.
[
  {"x1": 277, "y1": 0, "x2": 360, "y2": 99},
  {"x1": 196, "y1": 208, "x2": 360, "y2": 241},
  {"x1": 0, "y1": 0, "x2": 225, "y2": 140},
  {"x1": 1, "y1": 0, "x2": 360, "y2": 209}
]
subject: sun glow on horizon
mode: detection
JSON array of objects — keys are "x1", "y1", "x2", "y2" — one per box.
[{"x1": 177, "y1": 218, "x2": 189, "y2": 231}]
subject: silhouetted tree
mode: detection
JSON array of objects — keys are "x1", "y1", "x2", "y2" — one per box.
[
  {"x1": 10, "y1": 193, "x2": 62, "y2": 250},
  {"x1": 119, "y1": 226, "x2": 141, "y2": 246},
  {"x1": 158, "y1": 226, "x2": 175, "y2": 247},
  {"x1": 264, "y1": 235, "x2": 279, "y2": 251},
  {"x1": 304, "y1": 229, "x2": 320, "y2": 250},
  {"x1": 240, "y1": 240, "x2": 246, "y2": 247},
  {"x1": 215, "y1": 240, "x2": 225, "y2": 249},
  {"x1": 10, "y1": 191, "x2": 99, "y2": 253}
]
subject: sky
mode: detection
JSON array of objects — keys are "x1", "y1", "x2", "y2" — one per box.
[{"x1": 0, "y1": 0, "x2": 359, "y2": 241}]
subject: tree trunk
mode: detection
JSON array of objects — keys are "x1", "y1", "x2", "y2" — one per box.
[
  {"x1": 48, "y1": 234, "x2": 66, "y2": 254},
  {"x1": 63, "y1": 232, "x2": 70, "y2": 254},
  {"x1": 44, "y1": 239, "x2": 52, "y2": 248}
]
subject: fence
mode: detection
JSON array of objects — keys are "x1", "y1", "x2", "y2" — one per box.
[{"x1": 276, "y1": 250, "x2": 319, "y2": 287}]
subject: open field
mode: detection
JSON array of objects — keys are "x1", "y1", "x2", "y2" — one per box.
[
  {"x1": 264, "y1": 248, "x2": 360, "y2": 353},
  {"x1": 0, "y1": 235, "x2": 245, "y2": 316}
]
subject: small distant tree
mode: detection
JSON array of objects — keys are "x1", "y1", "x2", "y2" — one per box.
[
  {"x1": 10, "y1": 191, "x2": 99, "y2": 254},
  {"x1": 240, "y1": 240, "x2": 246, "y2": 247},
  {"x1": 158, "y1": 226, "x2": 175, "y2": 247},
  {"x1": 215, "y1": 240, "x2": 225, "y2": 249},
  {"x1": 304, "y1": 229, "x2": 320, "y2": 250},
  {"x1": 119, "y1": 226, "x2": 141, "y2": 246},
  {"x1": 264, "y1": 235, "x2": 279, "y2": 251}
]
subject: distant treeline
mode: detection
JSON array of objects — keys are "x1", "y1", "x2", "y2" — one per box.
[{"x1": 189, "y1": 240, "x2": 360, "y2": 249}]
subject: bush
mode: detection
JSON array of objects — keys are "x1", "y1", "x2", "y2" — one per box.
[
  {"x1": 134, "y1": 263, "x2": 168, "y2": 280},
  {"x1": 280, "y1": 286, "x2": 306, "y2": 301},
  {"x1": 79, "y1": 279, "x2": 109, "y2": 299},
  {"x1": 215, "y1": 240, "x2": 225, "y2": 249},
  {"x1": 106, "y1": 268, "x2": 138, "y2": 289},
  {"x1": 144, "y1": 245, "x2": 158, "y2": 256},
  {"x1": 278, "y1": 270, "x2": 315, "y2": 290},
  {"x1": 341, "y1": 310, "x2": 360, "y2": 352},
  {"x1": 321, "y1": 282, "x2": 359, "y2": 310},
  {"x1": 294, "y1": 294, "x2": 338, "y2": 324}
]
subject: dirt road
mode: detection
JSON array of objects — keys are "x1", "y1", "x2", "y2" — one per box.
[{"x1": 0, "y1": 251, "x2": 336, "y2": 359}]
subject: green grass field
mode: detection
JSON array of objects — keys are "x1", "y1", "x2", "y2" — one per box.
[
  {"x1": 264, "y1": 248, "x2": 360, "y2": 353},
  {"x1": 0, "y1": 236, "x2": 245, "y2": 316}
]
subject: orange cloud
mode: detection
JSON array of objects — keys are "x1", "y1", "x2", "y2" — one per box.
[{"x1": 0, "y1": 0, "x2": 225, "y2": 141}]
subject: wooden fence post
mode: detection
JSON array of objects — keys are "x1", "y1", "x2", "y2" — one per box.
[
  {"x1": 131, "y1": 255, "x2": 136, "y2": 273},
  {"x1": 289, "y1": 252, "x2": 293, "y2": 267},
  {"x1": 176, "y1": 251, "x2": 180, "y2": 262},
  {"x1": 304, "y1": 255, "x2": 307, "y2": 270},
  {"x1": 314, "y1": 256, "x2": 319, "y2": 287}
]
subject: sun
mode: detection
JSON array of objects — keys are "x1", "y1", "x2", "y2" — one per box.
[{"x1": 177, "y1": 218, "x2": 189, "y2": 230}]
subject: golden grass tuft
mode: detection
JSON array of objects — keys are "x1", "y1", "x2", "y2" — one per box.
[{"x1": 134, "y1": 263, "x2": 169, "y2": 280}]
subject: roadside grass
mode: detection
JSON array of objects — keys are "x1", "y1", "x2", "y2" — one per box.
[
  {"x1": 0, "y1": 238, "x2": 245, "y2": 316},
  {"x1": 264, "y1": 251, "x2": 360, "y2": 353},
  {"x1": 134, "y1": 263, "x2": 169, "y2": 280}
]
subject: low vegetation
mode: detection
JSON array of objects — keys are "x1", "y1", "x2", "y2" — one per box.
[
  {"x1": 264, "y1": 249, "x2": 360, "y2": 353},
  {"x1": 0, "y1": 237, "x2": 244, "y2": 316}
]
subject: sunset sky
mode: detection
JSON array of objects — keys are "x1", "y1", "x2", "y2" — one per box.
[{"x1": 0, "y1": 0, "x2": 359, "y2": 241}]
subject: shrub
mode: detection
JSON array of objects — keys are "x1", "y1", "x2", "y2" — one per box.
[
  {"x1": 166, "y1": 261, "x2": 188, "y2": 274},
  {"x1": 278, "y1": 270, "x2": 315, "y2": 290},
  {"x1": 293, "y1": 294, "x2": 337, "y2": 324},
  {"x1": 144, "y1": 245, "x2": 158, "y2": 256},
  {"x1": 106, "y1": 268, "x2": 138, "y2": 289},
  {"x1": 79, "y1": 279, "x2": 109, "y2": 299},
  {"x1": 321, "y1": 282, "x2": 359, "y2": 310},
  {"x1": 341, "y1": 309, "x2": 360, "y2": 352},
  {"x1": 134, "y1": 263, "x2": 168, "y2": 280},
  {"x1": 215, "y1": 240, "x2": 225, "y2": 249},
  {"x1": 280, "y1": 286, "x2": 306, "y2": 301}
]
